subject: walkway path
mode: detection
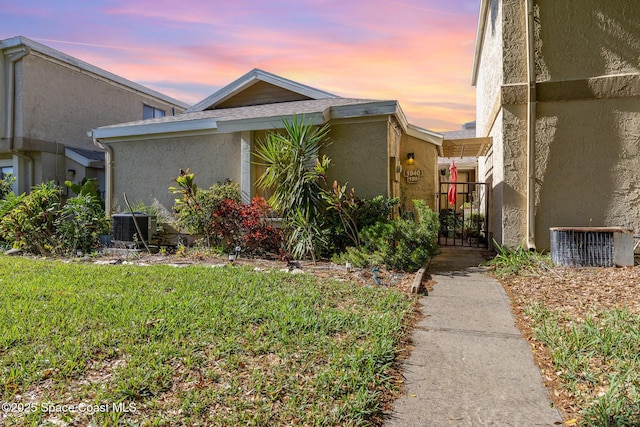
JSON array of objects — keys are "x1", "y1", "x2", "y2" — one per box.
[{"x1": 387, "y1": 247, "x2": 563, "y2": 426}]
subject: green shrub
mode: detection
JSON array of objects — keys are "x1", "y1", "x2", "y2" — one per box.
[
  {"x1": 0, "y1": 174, "x2": 15, "y2": 200},
  {"x1": 56, "y1": 194, "x2": 110, "y2": 255},
  {"x1": 336, "y1": 200, "x2": 439, "y2": 272},
  {"x1": 486, "y1": 242, "x2": 552, "y2": 278},
  {"x1": 0, "y1": 181, "x2": 60, "y2": 254},
  {"x1": 170, "y1": 170, "x2": 240, "y2": 246}
]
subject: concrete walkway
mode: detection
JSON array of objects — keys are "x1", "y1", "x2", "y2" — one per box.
[{"x1": 387, "y1": 247, "x2": 563, "y2": 426}]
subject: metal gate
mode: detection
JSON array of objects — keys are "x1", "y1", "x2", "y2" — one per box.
[{"x1": 437, "y1": 181, "x2": 489, "y2": 248}]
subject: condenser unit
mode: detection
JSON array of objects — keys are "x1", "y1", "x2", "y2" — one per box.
[
  {"x1": 550, "y1": 227, "x2": 633, "y2": 267},
  {"x1": 111, "y1": 213, "x2": 157, "y2": 243}
]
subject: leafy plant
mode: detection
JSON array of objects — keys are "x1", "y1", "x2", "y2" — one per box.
[
  {"x1": 486, "y1": 242, "x2": 552, "y2": 278},
  {"x1": 0, "y1": 181, "x2": 60, "y2": 254},
  {"x1": 170, "y1": 171, "x2": 240, "y2": 247},
  {"x1": 65, "y1": 177, "x2": 102, "y2": 203},
  {"x1": 0, "y1": 174, "x2": 15, "y2": 200},
  {"x1": 254, "y1": 116, "x2": 331, "y2": 259},
  {"x1": 336, "y1": 200, "x2": 439, "y2": 272},
  {"x1": 254, "y1": 115, "x2": 331, "y2": 219},
  {"x1": 56, "y1": 194, "x2": 110, "y2": 255}
]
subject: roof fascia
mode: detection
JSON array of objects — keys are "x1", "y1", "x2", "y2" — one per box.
[
  {"x1": 91, "y1": 118, "x2": 218, "y2": 141},
  {"x1": 471, "y1": 0, "x2": 490, "y2": 86},
  {"x1": 65, "y1": 149, "x2": 103, "y2": 168},
  {"x1": 186, "y1": 68, "x2": 339, "y2": 113},
  {"x1": 0, "y1": 36, "x2": 190, "y2": 109}
]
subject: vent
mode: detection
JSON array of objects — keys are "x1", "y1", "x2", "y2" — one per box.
[
  {"x1": 112, "y1": 213, "x2": 156, "y2": 243},
  {"x1": 550, "y1": 227, "x2": 634, "y2": 267}
]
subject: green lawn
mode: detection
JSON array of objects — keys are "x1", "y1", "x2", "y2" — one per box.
[{"x1": 0, "y1": 257, "x2": 415, "y2": 426}]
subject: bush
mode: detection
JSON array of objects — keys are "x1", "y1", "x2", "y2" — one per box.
[
  {"x1": 323, "y1": 193, "x2": 398, "y2": 254},
  {"x1": 0, "y1": 174, "x2": 15, "y2": 200},
  {"x1": 0, "y1": 181, "x2": 110, "y2": 256},
  {"x1": 335, "y1": 200, "x2": 439, "y2": 272},
  {"x1": 210, "y1": 196, "x2": 282, "y2": 255},
  {"x1": 0, "y1": 182, "x2": 61, "y2": 254},
  {"x1": 170, "y1": 170, "x2": 241, "y2": 246},
  {"x1": 56, "y1": 194, "x2": 110, "y2": 255}
]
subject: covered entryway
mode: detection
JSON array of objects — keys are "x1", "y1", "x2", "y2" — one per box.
[
  {"x1": 439, "y1": 122, "x2": 491, "y2": 248},
  {"x1": 438, "y1": 180, "x2": 489, "y2": 248}
]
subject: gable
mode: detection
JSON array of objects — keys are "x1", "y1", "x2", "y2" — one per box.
[
  {"x1": 186, "y1": 68, "x2": 338, "y2": 113},
  {"x1": 212, "y1": 80, "x2": 313, "y2": 109}
]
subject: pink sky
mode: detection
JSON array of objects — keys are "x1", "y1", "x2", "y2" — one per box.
[{"x1": 0, "y1": 0, "x2": 479, "y2": 131}]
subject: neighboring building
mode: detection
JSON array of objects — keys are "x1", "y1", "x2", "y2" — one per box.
[
  {"x1": 473, "y1": 1, "x2": 640, "y2": 250},
  {"x1": 91, "y1": 68, "x2": 443, "y2": 216},
  {"x1": 0, "y1": 36, "x2": 189, "y2": 196}
]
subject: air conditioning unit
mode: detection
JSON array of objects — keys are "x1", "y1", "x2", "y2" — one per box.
[
  {"x1": 111, "y1": 213, "x2": 157, "y2": 243},
  {"x1": 550, "y1": 227, "x2": 634, "y2": 267}
]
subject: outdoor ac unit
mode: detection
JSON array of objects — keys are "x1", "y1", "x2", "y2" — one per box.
[
  {"x1": 111, "y1": 213, "x2": 157, "y2": 243},
  {"x1": 550, "y1": 227, "x2": 634, "y2": 267}
]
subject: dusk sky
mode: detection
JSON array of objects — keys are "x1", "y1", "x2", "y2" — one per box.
[{"x1": 1, "y1": 0, "x2": 480, "y2": 131}]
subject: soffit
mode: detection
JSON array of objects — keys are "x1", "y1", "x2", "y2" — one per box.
[{"x1": 442, "y1": 137, "x2": 492, "y2": 158}]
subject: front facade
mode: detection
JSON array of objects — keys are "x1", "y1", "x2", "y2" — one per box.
[
  {"x1": 473, "y1": 1, "x2": 640, "y2": 249},
  {"x1": 92, "y1": 69, "x2": 443, "y2": 217},
  {"x1": 0, "y1": 36, "x2": 188, "y2": 195}
]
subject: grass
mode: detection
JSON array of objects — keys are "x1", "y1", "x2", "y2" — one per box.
[
  {"x1": 485, "y1": 242, "x2": 552, "y2": 278},
  {"x1": 490, "y1": 246, "x2": 640, "y2": 426},
  {"x1": 525, "y1": 305, "x2": 640, "y2": 426},
  {"x1": 0, "y1": 257, "x2": 415, "y2": 426}
]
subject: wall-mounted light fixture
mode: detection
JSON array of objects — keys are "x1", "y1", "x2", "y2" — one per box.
[
  {"x1": 406, "y1": 153, "x2": 415, "y2": 165},
  {"x1": 67, "y1": 169, "x2": 76, "y2": 179},
  {"x1": 440, "y1": 168, "x2": 446, "y2": 176}
]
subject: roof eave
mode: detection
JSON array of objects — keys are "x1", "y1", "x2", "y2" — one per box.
[
  {"x1": 1, "y1": 36, "x2": 190, "y2": 109},
  {"x1": 91, "y1": 118, "x2": 218, "y2": 142},
  {"x1": 471, "y1": 0, "x2": 490, "y2": 87}
]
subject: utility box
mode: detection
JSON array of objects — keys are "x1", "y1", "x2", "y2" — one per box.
[
  {"x1": 550, "y1": 227, "x2": 634, "y2": 267},
  {"x1": 112, "y1": 213, "x2": 157, "y2": 244}
]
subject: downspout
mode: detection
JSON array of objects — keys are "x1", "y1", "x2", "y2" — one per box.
[
  {"x1": 525, "y1": 0, "x2": 537, "y2": 250},
  {"x1": 91, "y1": 135, "x2": 114, "y2": 215},
  {"x1": 5, "y1": 45, "x2": 34, "y2": 192}
]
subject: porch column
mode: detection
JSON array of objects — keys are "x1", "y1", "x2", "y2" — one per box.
[{"x1": 240, "y1": 131, "x2": 253, "y2": 204}]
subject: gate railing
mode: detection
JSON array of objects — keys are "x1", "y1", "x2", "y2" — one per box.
[{"x1": 438, "y1": 181, "x2": 489, "y2": 248}]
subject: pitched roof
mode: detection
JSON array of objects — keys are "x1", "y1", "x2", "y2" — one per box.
[
  {"x1": 91, "y1": 69, "x2": 443, "y2": 148},
  {"x1": 92, "y1": 97, "x2": 400, "y2": 139},
  {"x1": 186, "y1": 68, "x2": 338, "y2": 112},
  {"x1": 0, "y1": 36, "x2": 190, "y2": 109}
]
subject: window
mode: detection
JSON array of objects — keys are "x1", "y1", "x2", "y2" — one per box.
[
  {"x1": 143, "y1": 105, "x2": 166, "y2": 120},
  {"x1": 0, "y1": 166, "x2": 12, "y2": 180}
]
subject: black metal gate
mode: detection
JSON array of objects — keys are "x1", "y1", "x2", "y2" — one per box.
[{"x1": 437, "y1": 181, "x2": 489, "y2": 248}]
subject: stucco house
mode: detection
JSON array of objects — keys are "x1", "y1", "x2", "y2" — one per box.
[
  {"x1": 0, "y1": 36, "x2": 188, "y2": 196},
  {"x1": 91, "y1": 69, "x2": 443, "y2": 216},
  {"x1": 473, "y1": 1, "x2": 640, "y2": 250}
]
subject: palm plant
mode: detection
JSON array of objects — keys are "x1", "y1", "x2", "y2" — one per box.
[{"x1": 254, "y1": 116, "x2": 331, "y2": 259}]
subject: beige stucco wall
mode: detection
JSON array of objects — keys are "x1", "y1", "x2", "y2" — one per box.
[
  {"x1": 535, "y1": 97, "x2": 640, "y2": 248},
  {"x1": 322, "y1": 119, "x2": 389, "y2": 200},
  {"x1": 18, "y1": 54, "x2": 184, "y2": 152},
  {"x1": 536, "y1": 1, "x2": 640, "y2": 82},
  {"x1": 109, "y1": 133, "x2": 240, "y2": 213},
  {"x1": 399, "y1": 134, "x2": 438, "y2": 214},
  {"x1": 476, "y1": 0, "x2": 640, "y2": 249}
]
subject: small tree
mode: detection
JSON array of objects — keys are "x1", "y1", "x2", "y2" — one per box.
[{"x1": 254, "y1": 116, "x2": 331, "y2": 260}]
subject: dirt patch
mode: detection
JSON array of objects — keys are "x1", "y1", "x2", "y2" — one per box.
[{"x1": 498, "y1": 265, "x2": 640, "y2": 421}]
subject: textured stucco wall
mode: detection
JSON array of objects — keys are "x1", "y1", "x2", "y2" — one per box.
[
  {"x1": 19, "y1": 54, "x2": 184, "y2": 151},
  {"x1": 322, "y1": 119, "x2": 389, "y2": 200},
  {"x1": 536, "y1": 1, "x2": 640, "y2": 82},
  {"x1": 476, "y1": 0, "x2": 640, "y2": 249},
  {"x1": 110, "y1": 133, "x2": 240, "y2": 213},
  {"x1": 475, "y1": 0, "x2": 503, "y2": 137},
  {"x1": 535, "y1": 97, "x2": 640, "y2": 249},
  {"x1": 399, "y1": 135, "x2": 438, "y2": 214}
]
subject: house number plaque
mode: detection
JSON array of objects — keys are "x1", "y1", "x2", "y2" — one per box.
[{"x1": 403, "y1": 169, "x2": 423, "y2": 184}]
